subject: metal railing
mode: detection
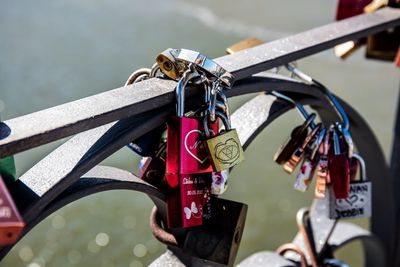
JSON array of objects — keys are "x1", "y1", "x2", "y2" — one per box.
[{"x1": 0, "y1": 7, "x2": 399, "y2": 267}]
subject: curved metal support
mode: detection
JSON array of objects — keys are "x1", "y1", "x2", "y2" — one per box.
[
  {"x1": 329, "y1": 222, "x2": 386, "y2": 267},
  {"x1": 0, "y1": 73, "x2": 393, "y2": 266},
  {"x1": 9, "y1": 166, "x2": 165, "y2": 254}
]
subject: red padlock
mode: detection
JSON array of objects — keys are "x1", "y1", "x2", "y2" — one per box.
[
  {"x1": 165, "y1": 71, "x2": 219, "y2": 189},
  {"x1": 165, "y1": 69, "x2": 218, "y2": 228},
  {"x1": 0, "y1": 174, "x2": 24, "y2": 245},
  {"x1": 329, "y1": 127, "x2": 350, "y2": 199},
  {"x1": 336, "y1": 0, "x2": 372, "y2": 20}
]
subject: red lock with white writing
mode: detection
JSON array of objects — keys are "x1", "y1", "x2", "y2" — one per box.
[
  {"x1": 165, "y1": 68, "x2": 217, "y2": 228},
  {"x1": 165, "y1": 69, "x2": 218, "y2": 189}
]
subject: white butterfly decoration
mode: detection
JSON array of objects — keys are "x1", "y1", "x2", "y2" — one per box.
[{"x1": 184, "y1": 202, "x2": 199, "y2": 220}]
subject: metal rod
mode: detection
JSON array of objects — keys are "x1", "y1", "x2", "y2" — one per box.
[
  {"x1": 0, "y1": 8, "x2": 399, "y2": 157},
  {"x1": 285, "y1": 63, "x2": 350, "y2": 130},
  {"x1": 271, "y1": 91, "x2": 317, "y2": 129}
]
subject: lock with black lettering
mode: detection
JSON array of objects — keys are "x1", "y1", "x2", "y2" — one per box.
[
  {"x1": 203, "y1": 111, "x2": 244, "y2": 172},
  {"x1": 328, "y1": 153, "x2": 372, "y2": 219}
]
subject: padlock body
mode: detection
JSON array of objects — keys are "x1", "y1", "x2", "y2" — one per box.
[
  {"x1": 0, "y1": 175, "x2": 24, "y2": 245},
  {"x1": 183, "y1": 197, "x2": 248, "y2": 266},
  {"x1": 274, "y1": 125, "x2": 309, "y2": 165},
  {"x1": 315, "y1": 158, "x2": 328, "y2": 198},
  {"x1": 130, "y1": 125, "x2": 165, "y2": 157},
  {"x1": 336, "y1": 0, "x2": 372, "y2": 20},
  {"x1": 138, "y1": 157, "x2": 167, "y2": 189},
  {"x1": 329, "y1": 153, "x2": 350, "y2": 199},
  {"x1": 211, "y1": 170, "x2": 229, "y2": 195},
  {"x1": 204, "y1": 129, "x2": 244, "y2": 172},
  {"x1": 180, "y1": 173, "x2": 211, "y2": 228},
  {"x1": 366, "y1": 27, "x2": 400, "y2": 61},
  {"x1": 294, "y1": 158, "x2": 316, "y2": 192},
  {"x1": 166, "y1": 116, "x2": 218, "y2": 188},
  {"x1": 328, "y1": 181, "x2": 372, "y2": 219},
  {"x1": 166, "y1": 173, "x2": 211, "y2": 228}
]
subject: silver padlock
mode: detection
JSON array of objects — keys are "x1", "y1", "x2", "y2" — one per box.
[{"x1": 328, "y1": 153, "x2": 371, "y2": 219}]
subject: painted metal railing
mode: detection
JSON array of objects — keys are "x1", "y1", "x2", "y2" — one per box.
[{"x1": 0, "y1": 7, "x2": 399, "y2": 266}]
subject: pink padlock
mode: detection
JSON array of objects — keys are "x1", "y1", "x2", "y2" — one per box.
[{"x1": 165, "y1": 69, "x2": 217, "y2": 228}]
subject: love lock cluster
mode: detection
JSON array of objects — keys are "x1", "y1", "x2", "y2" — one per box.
[
  {"x1": 272, "y1": 64, "x2": 372, "y2": 220},
  {"x1": 126, "y1": 48, "x2": 244, "y2": 229}
]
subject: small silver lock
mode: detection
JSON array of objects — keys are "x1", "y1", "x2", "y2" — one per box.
[{"x1": 328, "y1": 153, "x2": 372, "y2": 219}]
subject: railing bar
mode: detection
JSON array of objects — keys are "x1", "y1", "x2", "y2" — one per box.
[{"x1": 0, "y1": 8, "x2": 399, "y2": 157}]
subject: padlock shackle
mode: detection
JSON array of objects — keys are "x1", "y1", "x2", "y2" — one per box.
[
  {"x1": 203, "y1": 110, "x2": 231, "y2": 138},
  {"x1": 206, "y1": 81, "x2": 231, "y2": 123},
  {"x1": 176, "y1": 66, "x2": 199, "y2": 117},
  {"x1": 272, "y1": 91, "x2": 317, "y2": 129},
  {"x1": 352, "y1": 153, "x2": 367, "y2": 181},
  {"x1": 285, "y1": 63, "x2": 350, "y2": 131},
  {"x1": 311, "y1": 127, "x2": 326, "y2": 160},
  {"x1": 333, "y1": 128, "x2": 341, "y2": 155},
  {"x1": 124, "y1": 68, "x2": 151, "y2": 86}
]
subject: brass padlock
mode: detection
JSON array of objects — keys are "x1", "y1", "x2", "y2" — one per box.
[{"x1": 203, "y1": 111, "x2": 244, "y2": 172}]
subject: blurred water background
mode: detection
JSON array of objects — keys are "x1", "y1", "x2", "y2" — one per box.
[{"x1": 0, "y1": 0, "x2": 399, "y2": 266}]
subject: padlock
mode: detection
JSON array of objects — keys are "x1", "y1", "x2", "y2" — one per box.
[
  {"x1": 0, "y1": 174, "x2": 24, "y2": 245},
  {"x1": 179, "y1": 173, "x2": 212, "y2": 228},
  {"x1": 366, "y1": 27, "x2": 400, "y2": 61},
  {"x1": 165, "y1": 69, "x2": 219, "y2": 189},
  {"x1": 183, "y1": 197, "x2": 247, "y2": 266},
  {"x1": 364, "y1": 0, "x2": 388, "y2": 13},
  {"x1": 124, "y1": 68, "x2": 167, "y2": 157},
  {"x1": 165, "y1": 68, "x2": 219, "y2": 228},
  {"x1": 128, "y1": 125, "x2": 166, "y2": 157},
  {"x1": 138, "y1": 141, "x2": 168, "y2": 190},
  {"x1": 315, "y1": 128, "x2": 331, "y2": 199},
  {"x1": 274, "y1": 113, "x2": 316, "y2": 165},
  {"x1": 157, "y1": 48, "x2": 234, "y2": 88},
  {"x1": 294, "y1": 127, "x2": 326, "y2": 192},
  {"x1": 328, "y1": 154, "x2": 372, "y2": 219},
  {"x1": 283, "y1": 123, "x2": 322, "y2": 174},
  {"x1": 211, "y1": 170, "x2": 229, "y2": 195},
  {"x1": 329, "y1": 128, "x2": 350, "y2": 199},
  {"x1": 203, "y1": 111, "x2": 244, "y2": 172},
  {"x1": 336, "y1": 0, "x2": 372, "y2": 20}
]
